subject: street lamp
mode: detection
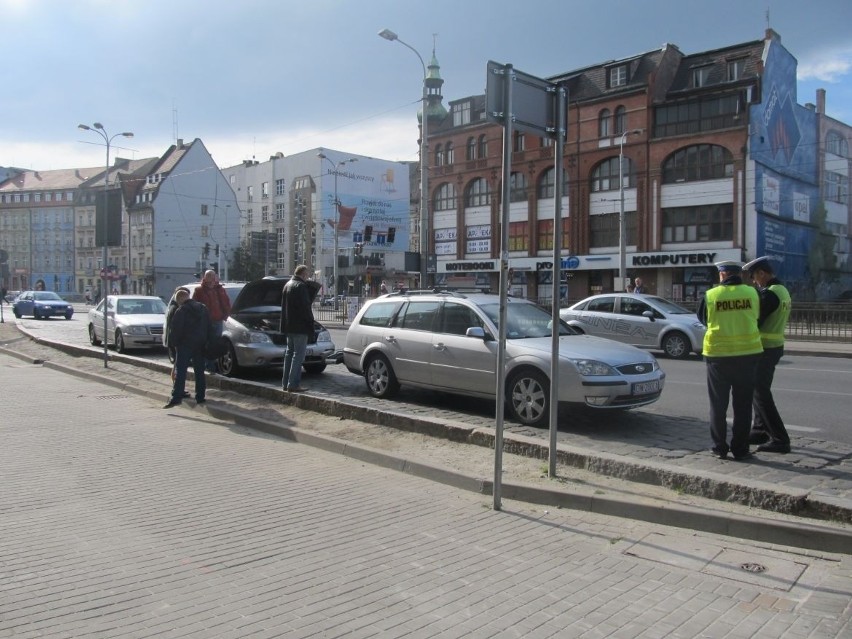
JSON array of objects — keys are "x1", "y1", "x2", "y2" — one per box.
[
  {"x1": 618, "y1": 128, "x2": 643, "y2": 291},
  {"x1": 78, "y1": 122, "x2": 134, "y2": 368},
  {"x1": 318, "y1": 152, "x2": 357, "y2": 310},
  {"x1": 378, "y1": 27, "x2": 429, "y2": 289}
]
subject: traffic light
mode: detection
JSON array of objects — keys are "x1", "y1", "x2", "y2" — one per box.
[
  {"x1": 203, "y1": 242, "x2": 210, "y2": 259},
  {"x1": 364, "y1": 225, "x2": 373, "y2": 241},
  {"x1": 387, "y1": 226, "x2": 396, "y2": 242},
  {"x1": 215, "y1": 244, "x2": 220, "y2": 257}
]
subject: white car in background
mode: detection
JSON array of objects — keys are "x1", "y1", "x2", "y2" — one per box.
[
  {"x1": 88, "y1": 295, "x2": 168, "y2": 353},
  {"x1": 560, "y1": 293, "x2": 706, "y2": 359}
]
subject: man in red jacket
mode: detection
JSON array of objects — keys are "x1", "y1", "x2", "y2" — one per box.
[{"x1": 192, "y1": 269, "x2": 231, "y2": 373}]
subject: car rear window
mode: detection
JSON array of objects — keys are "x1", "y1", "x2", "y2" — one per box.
[{"x1": 359, "y1": 301, "x2": 402, "y2": 328}]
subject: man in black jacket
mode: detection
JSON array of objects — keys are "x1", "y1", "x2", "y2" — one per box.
[
  {"x1": 280, "y1": 265, "x2": 316, "y2": 392},
  {"x1": 165, "y1": 288, "x2": 210, "y2": 408}
]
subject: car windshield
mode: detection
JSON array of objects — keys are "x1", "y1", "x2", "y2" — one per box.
[
  {"x1": 33, "y1": 292, "x2": 63, "y2": 301},
  {"x1": 645, "y1": 296, "x2": 692, "y2": 314},
  {"x1": 116, "y1": 298, "x2": 168, "y2": 314},
  {"x1": 479, "y1": 302, "x2": 574, "y2": 338}
]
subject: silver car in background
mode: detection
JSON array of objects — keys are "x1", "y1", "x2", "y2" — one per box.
[
  {"x1": 343, "y1": 291, "x2": 665, "y2": 427},
  {"x1": 87, "y1": 295, "x2": 167, "y2": 353},
  {"x1": 560, "y1": 293, "x2": 705, "y2": 359}
]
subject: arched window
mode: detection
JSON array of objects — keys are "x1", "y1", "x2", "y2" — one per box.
[
  {"x1": 598, "y1": 108, "x2": 612, "y2": 138},
  {"x1": 478, "y1": 134, "x2": 488, "y2": 159},
  {"x1": 433, "y1": 183, "x2": 457, "y2": 211},
  {"x1": 466, "y1": 137, "x2": 476, "y2": 161},
  {"x1": 465, "y1": 178, "x2": 491, "y2": 207},
  {"x1": 662, "y1": 144, "x2": 733, "y2": 183},
  {"x1": 508, "y1": 172, "x2": 528, "y2": 202},
  {"x1": 434, "y1": 144, "x2": 444, "y2": 167},
  {"x1": 591, "y1": 157, "x2": 634, "y2": 192},
  {"x1": 445, "y1": 141, "x2": 454, "y2": 165},
  {"x1": 827, "y1": 131, "x2": 849, "y2": 158},
  {"x1": 614, "y1": 106, "x2": 626, "y2": 135},
  {"x1": 537, "y1": 167, "x2": 569, "y2": 199}
]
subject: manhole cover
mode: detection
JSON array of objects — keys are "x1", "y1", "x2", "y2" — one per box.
[{"x1": 741, "y1": 562, "x2": 766, "y2": 573}]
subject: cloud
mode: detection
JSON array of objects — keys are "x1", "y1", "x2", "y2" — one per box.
[{"x1": 797, "y1": 47, "x2": 852, "y2": 83}]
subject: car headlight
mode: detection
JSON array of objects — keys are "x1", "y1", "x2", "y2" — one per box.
[
  {"x1": 126, "y1": 326, "x2": 149, "y2": 335},
  {"x1": 567, "y1": 359, "x2": 618, "y2": 376},
  {"x1": 246, "y1": 331, "x2": 272, "y2": 344},
  {"x1": 317, "y1": 329, "x2": 331, "y2": 342}
]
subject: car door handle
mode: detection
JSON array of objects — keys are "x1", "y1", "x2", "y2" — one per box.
[
  {"x1": 433, "y1": 342, "x2": 446, "y2": 351},
  {"x1": 384, "y1": 335, "x2": 396, "y2": 343}
]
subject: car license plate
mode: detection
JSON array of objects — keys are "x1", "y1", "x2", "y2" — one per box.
[{"x1": 632, "y1": 380, "x2": 660, "y2": 395}]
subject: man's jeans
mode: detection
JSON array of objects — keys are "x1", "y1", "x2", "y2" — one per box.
[
  {"x1": 283, "y1": 333, "x2": 308, "y2": 389},
  {"x1": 172, "y1": 346, "x2": 206, "y2": 403}
]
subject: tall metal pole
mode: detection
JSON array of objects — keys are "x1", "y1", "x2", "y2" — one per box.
[
  {"x1": 378, "y1": 29, "x2": 428, "y2": 289},
  {"x1": 618, "y1": 128, "x2": 642, "y2": 292},
  {"x1": 78, "y1": 123, "x2": 134, "y2": 368}
]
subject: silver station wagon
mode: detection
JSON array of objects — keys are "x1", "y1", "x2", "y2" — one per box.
[{"x1": 343, "y1": 291, "x2": 665, "y2": 427}]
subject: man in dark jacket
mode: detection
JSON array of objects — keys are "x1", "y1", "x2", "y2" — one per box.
[
  {"x1": 280, "y1": 265, "x2": 315, "y2": 392},
  {"x1": 165, "y1": 288, "x2": 210, "y2": 408}
]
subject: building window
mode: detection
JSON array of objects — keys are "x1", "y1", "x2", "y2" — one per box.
[
  {"x1": 201, "y1": 204, "x2": 208, "y2": 216},
  {"x1": 466, "y1": 137, "x2": 476, "y2": 161},
  {"x1": 508, "y1": 221, "x2": 529, "y2": 251},
  {"x1": 465, "y1": 178, "x2": 491, "y2": 207},
  {"x1": 598, "y1": 109, "x2": 612, "y2": 138},
  {"x1": 540, "y1": 136, "x2": 554, "y2": 148},
  {"x1": 614, "y1": 106, "x2": 626, "y2": 135},
  {"x1": 826, "y1": 171, "x2": 849, "y2": 205},
  {"x1": 591, "y1": 157, "x2": 633, "y2": 192},
  {"x1": 654, "y1": 94, "x2": 740, "y2": 136},
  {"x1": 247, "y1": 185, "x2": 254, "y2": 202},
  {"x1": 275, "y1": 178, "x2": 286, "y2": 195},
  {"x1": 262, "y1": 205, "x2": 269, "y2": 222},
  {"x1": 727, "y1": 59, "x2": 746, "y2": 82},
  {"x1": 662, "y1": 204, "x2": 733, "y2": 242},
  {"x1": 537, "y1": 167, "x2": 569, "y2": 199},
  {"x1": 229, "y1": 174, "x2": 236, "y2": 185},
  {"x1": 827, "y1": 131, "x2": 849, "y2": 158},
  {"x1": 434, "y1": 183, "x2": 457, "y2": 211},
  {"x1": 435, "y1": 144, "x2": 444, "y2": 167},
  {"x1": 513, "y1": 131, "x2": 525, "y2": 153},
  {"x1": 445, "y1": 141, "x2": 454, "y2": 165},
  {"x1": 452, "y1": 101, "x2": 471, "y2": 126},
  {"x1": 590, "y1": 212, "x2": 636, "y2": 248},
  {"x1": 536, "y1": 218, "x2": 569, "y2": 251},
  {"x1": 478, "y1": 135, "x2": 488, "y2": 159},
  {"x1": 262, "y1": 182, "x2": 269, "y2": 198},
  {"x1": 609, "y1": 65, "x2": 627, "y2": 87},
  {"x1": 508, "y1": 172, "x2": 528, "y2": 203},
  {"x1": 662, "y1": 144, "x2": 733, "y2": 183},
  {"x1": 276, "y1": 203, "x2": 286, "y2": 220},
  {"x1": 693, "y1": 66, "x2": 712, "y2": 87},
  {"x1": 247, "y1": 209, "x2": 253, "y2": 225}
]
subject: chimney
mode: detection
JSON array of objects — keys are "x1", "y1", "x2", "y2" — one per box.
[
  {"x1": 176, "y1": 138, "x2": 184, "y2": 148},
  {"x1": 816, "y1": 88, "x2": 826, "y2": 115}
]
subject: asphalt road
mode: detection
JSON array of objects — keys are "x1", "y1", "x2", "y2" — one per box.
[{"x1": 16, "y1": 307, "x2": 852, "y2": 446}]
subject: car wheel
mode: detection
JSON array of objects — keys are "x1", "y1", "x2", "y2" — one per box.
[
  {"x1": 33, "y1": 310, "x2": 41, "y2": 320},
  {"x1": 218, "y1": 342, "x2": 239, "y2": 377},
  {"x1": 303, "y1": 363, "x2": 327, "y2": 374},
  {"x1": 662, "y1": 331, "x2": 689, "y2": 359},
  {"x1": 364, "y1": 353, "x2": 400, "y2": 398},
  {"x1": 65, "y1": 313, "x2": 73, "y2": 320},
  {"x1": 507, "y1": 368, "x2": 550, "y2": 427},
  {"x1": 13, "y1": 309, "x2": 21, "y2": 319},
  {"x1": 115, "y1": 330, "x2": 127, "y2": 354},
  {"x1": 88, "y1": 324, "x2": 101, "y2": 346}
]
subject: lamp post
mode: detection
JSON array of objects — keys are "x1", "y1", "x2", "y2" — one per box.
[
  {"x1": 318, "y1": 153, "x2": 357, "y2": 310},
  {"x1": 618, "y1": 128, "x2": 642, "y2": 291},
  {"x1": 78, "y1": 122, "x2": 134, "y2": 368},
  {"x1": 379, "y1": 28, "x2": 429, "y2": 289}
]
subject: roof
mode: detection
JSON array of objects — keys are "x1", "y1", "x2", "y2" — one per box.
[{"x1": 0, "y1": 166, "x2": 104, "y2": 192}]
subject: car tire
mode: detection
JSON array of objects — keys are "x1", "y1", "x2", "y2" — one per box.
[
  {"x1": 662, "y1": 331, "x2": 690, "y2": 359},
  {"x1": 13, "y1": 309, "x2": 21, "y2": 319},
  {"x1": 65, "y1": 313, "x2": 73, "y2": 320},
  {"x1": 303, "y1": 363, "x2": 327, "y2": 374},
  {"x1": 364, "y1": 353, "x2": 400, "y2": 398},
  {"x1": 507, "y1": 368, "x2": 550, "y2": 427},
  {"x1": 33, "y1": 310, "x2": 41, "y2": 320},
  {"x1": 115, "y1": 330, "x2": 127, "y2": 354},
  {"x1": 218, "y1": 342, "x2": 239, "y2": 377},
  {"x1": 88, "y1": 324, "x2": 101, "y2": 345}
]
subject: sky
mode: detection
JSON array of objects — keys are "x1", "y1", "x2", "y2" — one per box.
[{"x1": 2, "y1": 0, "x2": 851, "y2": 172}]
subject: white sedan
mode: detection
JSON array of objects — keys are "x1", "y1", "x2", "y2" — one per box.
[{"x1": 88, "y1": 295, "x2": 168, "y2": 353}]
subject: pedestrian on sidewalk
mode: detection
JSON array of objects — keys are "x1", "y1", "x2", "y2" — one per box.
[
  {"x1": 280, "y1": 265, "x2": 316, "y2": 393},
  {"x1": 192, "y1": 269, "x2": 231, "y2": 374},
  {"x1": 697, "y1": 260, "x2": 763, "y2": 460},
  {"x1": 165, "y1": 288, "x2": 210, "y2": 409},
  {"x1": 744, "y1": 256, "x2": 792, "y2": 454}
]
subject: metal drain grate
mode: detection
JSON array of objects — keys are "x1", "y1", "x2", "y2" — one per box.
[
  {"x1": 740, "y1": 562, "x2": 767, "y2": 573},
  {"x1": 94, "y1": 394, "x2": 130, "y2": 401}
]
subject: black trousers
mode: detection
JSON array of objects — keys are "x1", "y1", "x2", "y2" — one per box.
[
  {"x1": 706, "y1": 354, "x2": 761, "y2": 457},
  {"x1": 751, "y1": 347, "x2": 790, "y2": 446}
]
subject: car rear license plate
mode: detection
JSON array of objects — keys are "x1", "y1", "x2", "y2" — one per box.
[{"x1": 632, "y1": 380, "x2": 660, "y2": 395}]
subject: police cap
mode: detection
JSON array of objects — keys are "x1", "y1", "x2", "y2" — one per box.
[
  {"x1": 743, "y1": 256, "x2": 774, "y2": 274},
  {"x1": 714, "y1": 260, "x2": 742, "y2": 273}
]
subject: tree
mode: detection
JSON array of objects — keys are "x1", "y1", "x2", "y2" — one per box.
[
  {"x1": 808, "y1": 200, "x2": 838, "y2": 295},
  {"x1": 228, "y1": 242, "x2": 266, "y2": 282}
]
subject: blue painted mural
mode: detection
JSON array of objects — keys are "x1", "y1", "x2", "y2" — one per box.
[{"x1": 749, "y1": 35, "x2": 819, "y2": 296}]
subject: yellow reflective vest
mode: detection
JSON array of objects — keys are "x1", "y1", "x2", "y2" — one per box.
[
  {"x1": 702, "y1": 284, "x2": 762, "y2": 357},
  {"x1": 760, "y1": 284, "x2": 791, "y2": 349}
]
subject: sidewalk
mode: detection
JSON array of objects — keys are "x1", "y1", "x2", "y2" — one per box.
[
  {"x1": 2, "y1": 318, "x2": 852, "y2": 547},
  {"x1": 2, "y1": 356, "x2": 850, "y2": 638}
]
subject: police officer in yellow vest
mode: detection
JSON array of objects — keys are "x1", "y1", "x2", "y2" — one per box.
[
  {"x1": 697, "y1": 260, "x2": 763, "y2": 460},
  {"x1": 744, "y1": 256, "x2": 792, "y2": 454}
]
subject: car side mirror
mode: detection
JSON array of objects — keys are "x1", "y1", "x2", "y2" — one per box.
[
  {"x1": 466, "y1": 326, "x2": 488, "y2": 340},
  {"x1": 642, "y1": 310, "x2": 655, "y2": 321}
]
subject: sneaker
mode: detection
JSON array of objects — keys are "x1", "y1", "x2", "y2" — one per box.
[
  {"x1": 732, "y1": 452, "x2": 754, "y2": 461},
  {"x1": 287, "y1": 386, "x2": 308, "y2": 393},
  {"x1": 163, "y1": 399, "x2": 182, "y2": 409},
  {"x1": 711, "y1": 447, "x2": 728, "y2": 459},
  {"x1": 756, "y1": 442, "x2": 791, "y2": 454}
]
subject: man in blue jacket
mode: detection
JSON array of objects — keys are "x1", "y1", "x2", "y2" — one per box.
[{"x1": 165, "y1": 288, "x2": 210, "y2": 408}]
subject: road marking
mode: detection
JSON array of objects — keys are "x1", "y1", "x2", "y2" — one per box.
[{"x1": 786, "y1": 424, "x2": 821, "y2": 433}]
